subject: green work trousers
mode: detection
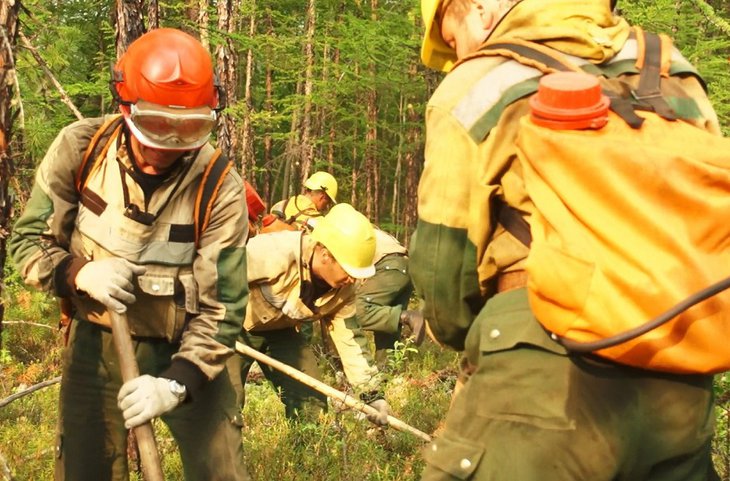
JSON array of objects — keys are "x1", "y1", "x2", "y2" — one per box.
[
  {"x1": 231, "y1": 327, "x2": 327, "y2": 421},
  {"x1": 56, "y1": 320, "x2": 250, "y2": 481},
  {"x1": 421, "y1": 288, "x2": 719, "y2": 481},
  {"x1": 356, "y1": 254, "x2": 412, "y2": 358}
]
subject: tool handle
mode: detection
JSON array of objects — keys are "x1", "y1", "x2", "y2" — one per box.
[
  {"x1": 110, "y1": 311, "x2": 165, "y2": 481},
  {"x1": 235, "y1": 341, "x2": 432, "y2": 443}
]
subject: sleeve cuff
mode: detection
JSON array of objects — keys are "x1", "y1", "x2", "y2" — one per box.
[
  {"x1": 160, "y1": 359, "x2": 208, "y2": 401},
  {"x1": 55, "y1": 256, "x2": 89, "y2": 298}
]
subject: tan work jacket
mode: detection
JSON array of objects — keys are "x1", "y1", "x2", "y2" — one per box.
[
  {"x1": 373, "y1": 228, "x2": 407, "y2": 264},
  {"x1": 246, "y1": 230, "x2": 382, "y2": 392},
  {"x1": 10, "y1": 116, "x2": 248, "y2": 380}
]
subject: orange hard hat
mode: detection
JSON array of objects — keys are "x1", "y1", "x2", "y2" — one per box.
[{"x1": 112, "y1": 28, "x2": 220, "y2": 109}]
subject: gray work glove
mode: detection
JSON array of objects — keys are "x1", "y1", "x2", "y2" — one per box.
[
  {"x1": 74, "y1": 258, "x2": 146, "y2": 313},
  {"x1": 366, "y1": 398, "x2": 392, "y2": 427},
  {"x1": 400, "y1": 310, "x2": 426, "y2": 346},
  {"x1": 117, "y1": 375, "x2": 184, "y2": 429}
]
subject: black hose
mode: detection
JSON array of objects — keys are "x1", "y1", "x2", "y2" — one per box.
[{"x1": 558, "y1": 275, "x2": 730, "y2": 353}]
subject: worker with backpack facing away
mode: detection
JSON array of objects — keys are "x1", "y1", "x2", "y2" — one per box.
[
  {"x1": 410, "y1": 0, "x2": 727, "y2": 480},
  {"x1": 9, "y1": 29, "x2": 250, "y2": 481}
]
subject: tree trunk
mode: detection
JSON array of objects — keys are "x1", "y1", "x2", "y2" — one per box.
[
  {"x1": 299, "y1": 0, "x2": 316, "y2": 183},
  {"x1": 282, "y1": 77, "x2": 303, "y2": 200},
  {"x1": 261, "y1": 8, "x2": 274, "y2": 204},
  {"x1": 198, "y1": 0, "x2": 209, "y2": 49},
  {"x1": 403, "y1": 93, "x2": 421, "y2": 247},
  {"x1": 391, "y1": 94, "x2": 404, "y2": 236},
  {"x1": 0, "y1": 0, "x2": 21, "y2": 351},
  {"x1": 147, "y1": 0, "x2": 159, "y2": 29},
  {"x1": 363, "y1": 0, "x2": 378, "y2": 221},
  {"x1": 240, "y1": 2, "x2": 256, "y2": 179},
  {"x1": 215, "y1": 0, "x2": 241, "y2": 168},
  {"x1": 115, "y1": 0, "x2": 146, "y2": 59},
  {"x1": 326, "y1": 48, "x2": 340, "y2": 172}
]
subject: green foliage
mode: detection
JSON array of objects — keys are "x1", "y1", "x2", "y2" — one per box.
[
  {"x1": 385, "y1": 339, "x2": 419, "y2": 372},
  {"x1": 0, "y1": 285, "x2": 457, "y2": 480}
]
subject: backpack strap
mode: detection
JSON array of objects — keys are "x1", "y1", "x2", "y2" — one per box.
[
  {"x1": 478, "y1": 38, "x2": 583, "y2": 74},
  {"x1": 75, "y1": 115, "x2": 124, "y2": 192},
  {"x1": 194, "y1": 149, "x2": 232, "y2": 248},
  {"x1": 284, "y1": 196, "x2": 322, "y2": 226},
  {"x1": 494, "y1": 199, "x2": 532, "y2": 248},
  {"x1": 479, "y1": 36, "x2": 647, "y2": 128},
  {"x1": 631, "y1": 27, "x2": 677, "y2": 120}
]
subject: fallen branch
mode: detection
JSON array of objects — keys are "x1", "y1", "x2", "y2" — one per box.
[
  {"x1": 235, "y1": 341, "x2": 432, "y2": 443},
  {"x1": 3, "y1": 321, "x2": 54, "y2": 331},
  {"x1": 0, "y1": 376, "x2": 61, "y2": 408},
  {"x1": 18, "y1": 32, "x2": 83, "y2": 120}
]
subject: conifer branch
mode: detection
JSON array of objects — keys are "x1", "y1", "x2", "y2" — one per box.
[{"x1": 689, "y1": 0, "x2": 730, "y2": 36}]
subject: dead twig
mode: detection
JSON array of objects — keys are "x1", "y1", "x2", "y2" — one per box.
[{"x1": 0, "y1": 377, "x2": 61, "y2": 408}]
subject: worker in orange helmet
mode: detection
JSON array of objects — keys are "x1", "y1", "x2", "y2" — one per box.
[{"x1": 10, "y1": 28, "x2": 250, "y2": 480}]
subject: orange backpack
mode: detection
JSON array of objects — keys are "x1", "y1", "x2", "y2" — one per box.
[{"x1": 481, "y1": 29, "x2": 730, "y2": 374}]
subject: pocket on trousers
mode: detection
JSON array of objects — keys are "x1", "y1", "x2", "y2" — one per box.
[
  {"x1": 469, "y1": 291, "x2": 575, "y2": 431},
  {"x1": 423, "y1": 434, "x2": 484, "y2": 480}
]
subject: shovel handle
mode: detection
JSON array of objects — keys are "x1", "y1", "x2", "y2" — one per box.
[
  {"x1": 110, "y1": 311, "x2": 165, "y2": 481},
  {"x1": 235, "y1": 341, "x2": 432, "y2": 443}
]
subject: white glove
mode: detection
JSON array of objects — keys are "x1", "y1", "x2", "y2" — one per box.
[
  {"x1": 117, "y1": 375, "x2": 183, "y2": 429},
  {"x1": 75, "y1": 258, "x2": 146, "y2": 313},
  {"x1": 366, "y1": 399, "x2": 392, "y2": 427}
]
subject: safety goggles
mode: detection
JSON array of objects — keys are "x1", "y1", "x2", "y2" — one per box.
[{"x1": 127, "y1": 100, "x2": 217, "y2": 151}]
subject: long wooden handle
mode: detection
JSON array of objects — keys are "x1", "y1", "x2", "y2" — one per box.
[
  {"x1": 235, "y1": 341, "x2": 432, "y2": 443},
  {"x1": 110, "y1": 311, "x2": 165, "y2": 481}
]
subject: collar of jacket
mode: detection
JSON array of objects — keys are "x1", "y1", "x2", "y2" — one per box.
[{"x1": 484, "y1": 0, "x2": 630, "y2": 64}]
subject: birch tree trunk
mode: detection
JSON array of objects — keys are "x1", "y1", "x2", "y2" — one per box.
[{"x1": 0, "y1": 0, "x2": 21, "y2": 351}]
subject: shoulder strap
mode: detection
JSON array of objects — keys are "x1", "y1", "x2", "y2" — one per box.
[
  {"x1": 479, "y1": 28, "x2": 678, "y2": 128},
  {"x1": 494, "y1": 199, "x2": 531, "y2": 248},
  {"x1": 285, "y1": 196, "x2": 322, "y2": 226},
  {"x1": 75, "y1": 115, "x2": 124, "y2": 192},
  {"x1": 631, "y1": 27, "x2": 677, "y2": 120},
  {"x1": 478, "y1": 38, "x2": 582, "y2": 74},
  {"x1": 194, "y1": 149, "x2": 233, "y2": 248}
]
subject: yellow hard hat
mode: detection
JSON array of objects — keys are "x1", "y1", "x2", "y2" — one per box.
[
  {"x1": 421, "y1": 0, "x2": 457, "y2": 72},
  {"x1": 304, "y1": 171, "x2": 338, "y2": 203},
  {"x1": 310, "y1": 203, "x2": 376, "y2": 279}
]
